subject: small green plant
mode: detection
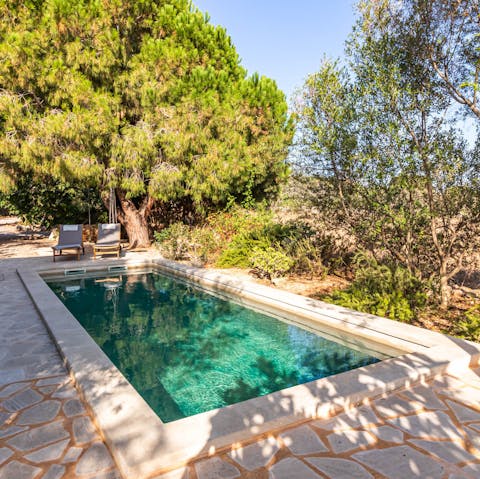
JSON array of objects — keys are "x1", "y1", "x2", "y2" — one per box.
[
  {"x1": 154, "y1": 223, "x2": 192, "y2": 260},
  {"x1": 457, "y1": 306, "x2": 480, "y2": 343},
  {"x1": 250, "y1": 246, "x2": 294, "y2": 281},
  {"x1": 323, "y1": 253, "x2": 428, "y2": 323}
]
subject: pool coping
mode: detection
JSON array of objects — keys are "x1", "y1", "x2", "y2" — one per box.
[{"x1": 18, "y1": 257, "x2": 480, "y2": 478}]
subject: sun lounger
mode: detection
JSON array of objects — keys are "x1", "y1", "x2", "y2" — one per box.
[
  {"x1": 52, "y1": 224, "x2": 85, "y2": 262},
  {"x1": 93, "y1": 223, "x2": 121, "y2": 259}
]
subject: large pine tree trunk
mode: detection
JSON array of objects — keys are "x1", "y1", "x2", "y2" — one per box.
[{"x1": 116, "y1": 190, "x2": 153, "y2": 249}]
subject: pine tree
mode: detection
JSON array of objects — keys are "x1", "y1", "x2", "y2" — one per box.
[{"x1": 0, "y1": 0, "x2": 293, "y2": 246}]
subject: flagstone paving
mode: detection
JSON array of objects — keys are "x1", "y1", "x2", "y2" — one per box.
[{"x1": 1, "y1": 237, "x2": 480, "y2": 479}]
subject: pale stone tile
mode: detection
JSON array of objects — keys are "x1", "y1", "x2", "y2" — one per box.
[
  {"x1": 439, "y1": 387, "x2": 480, "y2": 410},
  {"x1": 6, "y1": 420, "x2": 69, "y2": 451},
  {"x1": 16, "y1": 400, "x2": 61, "y2": 425},
  {"x1": 0, "y1": 382, "x2": 29, "y2": 399},
  {"x1": 374, "y1": 394, "x2": 424, "y2": 418},
  {"x1": 465, "y1": 427, "x2": 480, "y2": 450},
  {"x1": 51, "y1": 384, "x2": 77, "y2": 399},
  {"x1": 0, "y1": 448, "x2": 13, "y2": 466},
  {"x1": 462, "y1": 463, "x2": 480, "y2": 475},
  {"x1": 42, "y1": 464, "x2": 65, "y2": 479},
  {"x1": 153, "y1": 467, "x2": 189, "y2": 479},
  {"x1": 388, "y1": 411, "x2": 463, "y2": 440},
  {"x1": 195, "y1": 457, "x2": 240, "y2": 479},
  {"x1": 36, "y1": 376, "x2": 69, "y2": 387},
  {"x1": 73, "y1": 416, "x2": 97, "y2": 444},
  {"x1": 0, "y1": 425, "x2": 28, "y2": 439},
  {"x1": 327, "y1": 430, "x2": 376, "y2": 454},
  {"x1": 63, "y1": 398, "x2": 86, "y2": 417},
  {"x1": 1, "y1": 388, "x2": 42, "y2": 412},
  {"x1": 228, "y1": 437, "x2": 279, "y2": 470},
  {"x1": 446, "y1": 400, "x2": 480, "y2": 423},
  {"x1": 312, "y1": 406, "x2": 379, "y2": 431},
  {"x1": 307, "y1": 457, "x2": 373, "y2": 479},
  {"x1": 86, "y1": 471, "x2": 122, "y2": 479},
  {"x1": 402, "y1": 386, "x2": 448, "y2": 411},
  {"x1": 468, "y1": 423, "x2": 480, "y2": 433},
  {"x1": 354, "y1": 445, "x2": 445, "y2": 479},
  {"x1": 0, "y1": 369, "x2": 26, "y2": 386},
  {"x1": 75, "y1": 442, "x2": 114, "y2": 476},
  {"x1": 24, "y1": 439, "x2": 69, "y2": 463},
  {"x1": 0, "y1": 412, "x2": 12, "y2": 427},
  {"x1": 269, "y1": 458, "x2": 321, "y2": 479},
  {"x1": 0, "y1": 460, "x2": 42, "y2": 479},
  {"x1": 62, "y1": 446, "x2": 83, "y2": 463},
  {"x1": 279, "y1": 425, "x2": 328, "y2": 455},
  {"x1": 409, "y1": 439, "x2": 478, "y2": 464},
  {"x1": 432, "y1": 376, "x2": 467, "y2": 390},
  {"x1": 364, "y1": 425, "x2": 404, "y2": 444}
]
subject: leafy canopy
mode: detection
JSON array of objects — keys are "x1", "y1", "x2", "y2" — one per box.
[{"x1": 0, "y1": 0, "x2": 293, "y2": 218}]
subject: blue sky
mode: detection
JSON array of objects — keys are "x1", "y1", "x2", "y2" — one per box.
[{"x1": 193, "y1": 0, "x2": 357, "y2": 101}]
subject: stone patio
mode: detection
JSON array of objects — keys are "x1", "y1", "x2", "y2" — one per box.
[{"x1": 1, "y1": 236, "x2": 480, "y2": 479}]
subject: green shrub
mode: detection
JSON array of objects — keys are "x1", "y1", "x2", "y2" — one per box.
[
  {"x1": 457, "y1": 306, "x2": 480, "y2": 343},
  {"x1": 323, "y1": 253, "x2": 428, "y2": 323},
  {"x1": 250, "y1": 246, "x2": 294, "y2": 281},
  {"x1": 216, "y1": 234, "x2": 271, "y2": 267},
  {"x1": 154, "y1": 223, "x2": 192, "y2": 260}
]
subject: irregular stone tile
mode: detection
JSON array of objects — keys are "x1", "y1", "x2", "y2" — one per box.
[
  {"x1": 228, "y1": 437, "x2": 279, "y2": 470},
  {"x1": 462, "y1": 463, "x2": 480, "y2": 475},
  {"x1": 63, "y1": 398, "x2": 86, "y2": 417},
  {"x1": 388, "y1": 411, "x2": 463, "y2": 440},
  {"x1": 17, "y1": 400, "x2": 61, "y2": 425},
  {"x1": 365, "y1": 425, "x2": 404, "y2": 444},
  {"x1": 36, "y1": 376, "x2": 69, "y2": 387},
  {"x1": 280, "y1": 425, "x2": 328, "y2": 455},
  {"x1": 62, "y1": 446, "x2": 83, "y2": 463},
  {"x1": 432, "y1": 376, "x2": 467, "y2": 390},
  {"x1": 468, "y1": 423, "x2": 480, "y2": 433},
  {"x1": 269, "y1": 458, "x2": 321, "y2": 479},
  {"x1": 327, "y1": 430, "x2": 376, "y2": 454},
  {"x1": 402, "y1": 386, "x2": 448, "y2": 411},
  {"x1": 0, "y1": 425, "x2": 28, "y2": 438},
  {"x1": 52, "y1": 384, "x2": 77, "y2": 399},
  {"x1": 195, "y1": 457, "x2": 240, "y2": 479},
  {"x1": 374, "y1": 395, "x2": 424, "y2": 418},
  {"x1": 1, "y1": 388, "x2": 42, "y2": 412},
  {"x1": 85, "y1": 471, "x2": 122, "y2": 479},
  {"x1": 152, "y1": 467, "x2": 189, "y2": 479},
  {"x1": 0, "y1": 460, "x2": 42, "y2": 479},
  {"x1": 25, "y1": 439, "x2": 69, "y2": 463},
  {"x1": 0, "y1": 382, "x2": 28, "y2": 399},
  {"x1": 354, "y1": 445, "x2": 445, "y2": 479},
  {"x1": 446, "y1": 400, "x2": 480, "y2": 423},
  {"x1": 73, "y1": 416, "x2": 97, "y2": 444},
  {"x1": 0, "y1": 369, "x2": 26, "y2": 386},
  {"x1": 312, "y1": 406, "x2": 379, "y2": 431},
  {"x1": 75, "y1": 442, "x2": 114, "y2": 476},
  {"x1": 465, "y1": 427, "x2": 480, "y2": 450},
  {"x1": 38, "y1": 385, "x2": 59, "y2": 395},
  {"x1": 0, "y1": 412, "x2": 12, "y2": 427},
  {"x1": 439, "y1": 387, "x2": 480, "y2": 410},
  {"x1": 409, "y1": 439, "x2": 478, "y2": 464},
  {"x1": 0, "y1": 448, "x2": 13, "y2": 466},
  {"x1": 43, "y1": 465, "x2": 66, "y2": 479},
  {"x1": 307, "y1": 457, "x2": 373, "y2": 479},
  {"x1": 7, "y1": 420, "x2": 69, "y2": 451}
]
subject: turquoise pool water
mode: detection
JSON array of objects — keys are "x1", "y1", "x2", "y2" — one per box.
[{"x1": 48, "y1": 271, "x2": 383, "y2": 422}]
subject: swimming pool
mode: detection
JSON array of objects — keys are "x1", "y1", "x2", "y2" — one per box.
[{"x1": 47, "y1": 271, "x2": 384, "y2": 422}]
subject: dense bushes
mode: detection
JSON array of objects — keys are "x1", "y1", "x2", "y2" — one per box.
[
  {"x1": 456, "y1": 307, "x2": 480, "y2": 343},
  {"x1": 154, "y1": 207, "x2": 327, "y2": 279},
  {"x1": 323, "y1": 253, "x2": 428, "y2": 323}
]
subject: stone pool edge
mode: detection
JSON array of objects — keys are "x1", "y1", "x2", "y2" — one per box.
[{"x1": 17, "y1": 258, "x2": 480, "y2": 479}]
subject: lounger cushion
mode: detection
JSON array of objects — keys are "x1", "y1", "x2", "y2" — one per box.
[{"x1": 52, "y1": 244, "x2": 82, "y2": 250}]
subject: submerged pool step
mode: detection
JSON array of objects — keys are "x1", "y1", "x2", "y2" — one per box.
[
  {"x1": 64, "y1": 268, "x2": 86, "y2": 276},
  {"x1": 108, "y1": 265, "x2": 128, "y2": 273}
]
